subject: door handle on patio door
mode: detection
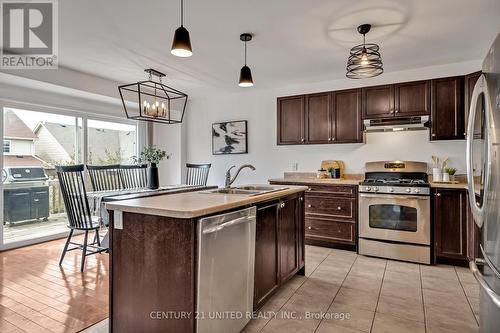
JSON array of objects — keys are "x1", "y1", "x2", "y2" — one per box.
[{"x1": 466, "y1": 74, "x2": 491, "y2": 228}]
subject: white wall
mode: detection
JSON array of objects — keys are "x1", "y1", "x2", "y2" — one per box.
[
  {"x1": 153, "y1": 122, "x2": 185, "y2": 186},
  {"x1": 184, "y1": 60, "x2": 480, "y2": 187}
]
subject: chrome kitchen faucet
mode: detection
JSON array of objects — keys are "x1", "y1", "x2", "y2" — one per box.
[{"x1": 225, "y1": 164, "x2": 256, "y2": 188}]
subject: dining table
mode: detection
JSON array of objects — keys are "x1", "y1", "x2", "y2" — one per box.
[{"x1": 86, "y1": 184, "x2": 215, "y2": 248}]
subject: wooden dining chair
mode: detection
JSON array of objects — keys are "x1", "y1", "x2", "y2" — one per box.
[
  {"x1": 56, "y1": 165, "x2": 107, "y2": 272},
  {"x1": 86, "y1": 164, "x2": 123, "y2": 191},
  {"x1": 119, "y1": 164, "x2": 148, "y2": 189},
  {"x1": 185, "y1": 163, "x2": 211, "y2": 186}
]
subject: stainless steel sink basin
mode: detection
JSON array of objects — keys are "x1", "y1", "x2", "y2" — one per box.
[
  {"x1": 204, "y1": 185, "x2": 289, "y2": 196},
  {"x1": 208, "y1": 188, "x2": 262, "y2": 195},
  {"x1": 234, "y1": 185, "x2": 288, "y2": 191}
]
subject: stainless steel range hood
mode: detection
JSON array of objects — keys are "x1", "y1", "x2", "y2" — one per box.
[{"x1": 363, "y1": 116, "x2": 429, "y2": 132}]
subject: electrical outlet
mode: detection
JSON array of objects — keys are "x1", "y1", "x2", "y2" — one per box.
[
  {"x1": 292, "y1": 162, "x2": 298, "y2": 171},
  {"x1": 114, "y1": 211, "x2": 123, "y2": 229}
]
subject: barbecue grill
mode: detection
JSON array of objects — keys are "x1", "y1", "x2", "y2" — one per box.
[{"x1": 3, "y1": 167, "x2": 49, "y2": 224}]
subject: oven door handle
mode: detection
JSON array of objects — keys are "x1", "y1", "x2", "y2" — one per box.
[{"x1": 359, "y1": 193, "x2": 430, "y2": 200}]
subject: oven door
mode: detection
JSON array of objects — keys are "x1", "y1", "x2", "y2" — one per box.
[{"x1": 359, "y1": 193, "x2": 430, "y2": 245}]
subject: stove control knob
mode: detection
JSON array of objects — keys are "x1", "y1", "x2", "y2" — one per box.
[
  {"x1": 406, "y1": 188, "x2": 411, "y2": 193},
  {"x1": 373, "y1": 187, "x2": 379, "y2": 192},
  {"x1": 365, "y1": 186, "x2": 371, "y2": 191},
  {"x1": 389, "y1": 187, "x2": 394, "y2": 193},
  {"x1": 414, "y1": 188, "x2": 420, "y2": 194}
]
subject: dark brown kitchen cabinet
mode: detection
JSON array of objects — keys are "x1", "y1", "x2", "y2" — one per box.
[
  {"x1": 277, "y1": 95, "x2": 305, "y2": 144},
  {"x1": 362, "y1": 84, "x2": 394, "y2": 119},
  {"x1": 362, "y1": 81, "x2": 430, "y2": 119},
  {"x1": 394, "y1": 80, "x2": 431, "y2": 116},
  {"x1": 465, "y1": 71, "x2": 482, "y2": 138},
  {"x1": 305, "y1": 92, "x2": 331, "y2": 144},
  {"x1": 269, "y1": 181, "x2": 357, "y2": 250},
  {"x1": 467, "y1": 194, "x2": 482, "y2": 262},
  {"x1": 254, "y1": 193, "x2": 305, "y2": 310},
  {"x1": 279, "y1": 195, "x2": 300, "y2": 281},
  {"x1": 434, "y1": 188, "x2": 468, "y2": 265},
  {"x1": 332, "y1": 89, "x2": 363, "y2": 143},
  {"x1": 430, "y1": 76, "x2": 465, "y2": 140},
  {"x1": 254, "y1": 201, "x2": 280, "y2": 310}
]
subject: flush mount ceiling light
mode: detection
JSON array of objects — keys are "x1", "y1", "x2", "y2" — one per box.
[
  {"x1": 118, "y1": 69, "x2": 188, "y2": 124},
  {"x1": 346, "y1": 24, "x2": 383, "y2": 79},
  {"x1": 238, "y1": 33, "x2": 254, "y2": 87},
  {"x1": 171, "y1": 0, "x2": 192, "y2": 57}
]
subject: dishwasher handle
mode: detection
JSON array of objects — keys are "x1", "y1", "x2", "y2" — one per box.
[{"x1": 202, "y1": 215, "x2": 254, "y2": 234}]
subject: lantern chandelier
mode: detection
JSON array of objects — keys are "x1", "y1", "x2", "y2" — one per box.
[
  {"x1": 346, "y1": 24, "x2": 384, "y2": 79},
  {"x1": 118, "y1": 69, "x2": 188, "y2": 124}
]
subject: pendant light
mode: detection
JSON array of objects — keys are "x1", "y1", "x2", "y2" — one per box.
[
  {"x1": 238, "y1": 33, "x2": 254, "y2": 87},
  {"x1": 171, "y1": 0, "x2": 192, "y2": 57},
  {"x1": 346, "y1": 24, "x2": 383, "y2": 79}
]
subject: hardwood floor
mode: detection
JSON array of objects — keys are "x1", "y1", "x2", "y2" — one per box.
[{"x1": 0, "y1": 235, "x2": 108, "y2": 333}]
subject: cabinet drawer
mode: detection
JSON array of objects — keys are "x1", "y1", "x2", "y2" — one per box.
[
  {"x1": 304, "y1": 184, "x2": 356, "y2": 197},
  {"x1": 305, "y1": 218, "x2": 355, "y2": 243},
  {"x1": 305, "y1": 196, "x2": 355, "y2": 220}
]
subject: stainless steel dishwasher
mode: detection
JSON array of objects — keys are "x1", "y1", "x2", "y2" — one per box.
[{"x1": 196, "y1": 206, "x2": 256, "y2": 333}]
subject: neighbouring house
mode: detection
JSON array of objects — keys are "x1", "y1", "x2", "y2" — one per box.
[
  {"x1": 34, "y1": 122, "x2": 136, "y2": 165},
  {"x1": 3, "y1": 110, "x2": 43, "y2": 168}
]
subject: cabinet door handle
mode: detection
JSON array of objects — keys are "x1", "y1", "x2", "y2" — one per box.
[
  {"x1": 337, "y1": 206, "x2": 342, "y2": 210},
  {"x1": 436, "y1": 193, "x2": 441, "y2": 197},
  {"x1": 332, "y1": 138, "x2": 335, "y2": 141},
  {"x1": 307, "y1": 226, "x2": 312, "y2": 230},
  {"x1": 307, "y1": 188, "x2": 312, "y2": 191},
  {"x1": 280, "y1": 202, "x2": 285, "y2": 208},
  {"x1": 301, "y1": 138, "x2": 305, "y2": 142},
  {"x1": 395, "y1": 109, "x2": 399, "y2": 113},
  {"x1": 299, "y1": 197, "x2": 303, "y2": 201},
  {"x1": 389, "y1": 110, "x2": 394, "y2": 114},
  {"x1": 432, "y1": 133, "x2": 436, "y2": 137},
  {"x1": 307, "y1": 204, "x2": 312, "y2": 208}
]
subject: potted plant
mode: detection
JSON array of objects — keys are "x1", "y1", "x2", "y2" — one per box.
[
  {"x1": 134, "y1": 146, "x2": 169, "y2": 189},
  {"x1": 444, "y1": 167, "x2": 457, "y2": 182}
]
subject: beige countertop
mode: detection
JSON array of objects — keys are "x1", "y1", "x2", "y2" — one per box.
[
  {"x1": 429, "y1": 181, "x2": 468, "y2": 190},
  {"x1": 106, "y1": 185, "x2": 308, "y2": 219}
]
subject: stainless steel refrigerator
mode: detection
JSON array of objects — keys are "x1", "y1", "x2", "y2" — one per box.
[{"x1": 467, "y1": 32, "x2": 500, "y2": 333}]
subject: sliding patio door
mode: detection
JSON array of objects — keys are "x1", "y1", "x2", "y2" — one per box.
[
  {"x1": 1, "y1": 107, "x2": 83, "y2": 248},
  {"x1": 1, "y1": 107, "x2": 139, "y2": 250}
]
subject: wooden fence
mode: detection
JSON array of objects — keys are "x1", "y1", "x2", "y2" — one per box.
[{"x1": 48, "y1": 179, "x2": 65, "y2": 214}]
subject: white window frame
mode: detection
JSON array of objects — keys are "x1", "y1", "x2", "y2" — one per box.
[
  {"x1": 0, "y1": 102, "x2": 141, "y2": 251},
  {"x1": 3, "y1": 140, "x2": 11, "y2": 153}
]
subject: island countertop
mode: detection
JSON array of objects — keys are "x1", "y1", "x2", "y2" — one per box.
[{"x1": 105, "y1": 185, "x2": 308, "y2": 219}]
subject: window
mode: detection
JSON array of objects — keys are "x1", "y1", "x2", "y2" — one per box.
[
  {"x1": 87, "y1": 119, "x2": 137, "y2": 165},
  {"x1": 3, "y1": 140, "x2": 10, "y2": 153}
]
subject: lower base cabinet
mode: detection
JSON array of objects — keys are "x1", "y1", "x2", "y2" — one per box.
[
  {"x1": 254, "y1": 193, "x2": 305, "y2": 310},
  {"x1": 433, "y1": 188, "x2": 469, "y2": 265}
]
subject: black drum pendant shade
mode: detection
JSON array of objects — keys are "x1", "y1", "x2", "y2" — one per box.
[
  {"x1": 171, "y1": 0, "x2": 192, "y2": 57},
  {"x1": 238, "y1": 33, "x2": 254, "y2": 87},
  {"x1": 346, "y1": 24, "x2": 383, "y2": 79}
]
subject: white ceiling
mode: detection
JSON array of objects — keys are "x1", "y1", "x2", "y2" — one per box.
[{"x1": 58, "y1": 0, "x2": 500, "y2": 93}]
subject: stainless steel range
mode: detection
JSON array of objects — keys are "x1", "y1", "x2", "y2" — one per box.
[{"x1": 358, "y1": 161, "x2": 431, "y2": 264}]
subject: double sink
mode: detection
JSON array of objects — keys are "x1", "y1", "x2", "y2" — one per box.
[{"x1": 207, "y1": 185, "x2": 289, "y2": 196}]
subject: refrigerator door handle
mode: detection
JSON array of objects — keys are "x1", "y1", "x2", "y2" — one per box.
[
  {"x1": 470, "y1": 258, "x2": 500, "y2": 308},
  {"x1": 466, "y1": 74, "x2": 492, "y2": 228}
]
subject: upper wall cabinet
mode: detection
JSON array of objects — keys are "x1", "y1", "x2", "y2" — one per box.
[
  {"x1": 362, "y1": 80, "x2": 430, "y2": 119},
  {"x1": 305, "y1": 93, "x2": 331, "y2": 144},
  {"x1": 394, "y1": 80, "x2": 431, "y2": 117},
  {"x1": 362, "y1": 85, "x2": 394, "y2": 119},
  {"x1": 277, "y1": 95, "x2": 305, "y2": 145},
  {"x1": 277, "y1": 89, "x2": 363, "y2": 145},
  {"x1": 332, "y1": 89, "x2": 362, "y2": 143},
  {"x1": 430, "y1": 76, "x2": 464, "y2": 140}
]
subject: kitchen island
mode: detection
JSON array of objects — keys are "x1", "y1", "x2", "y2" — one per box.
[{"x1": 105, "y1": 185, "x2": 307, "y2": 333}]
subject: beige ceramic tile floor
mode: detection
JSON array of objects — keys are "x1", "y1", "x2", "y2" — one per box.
[{"x1": 83, "y1": 245, "x2": 480, "y2": 333}]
